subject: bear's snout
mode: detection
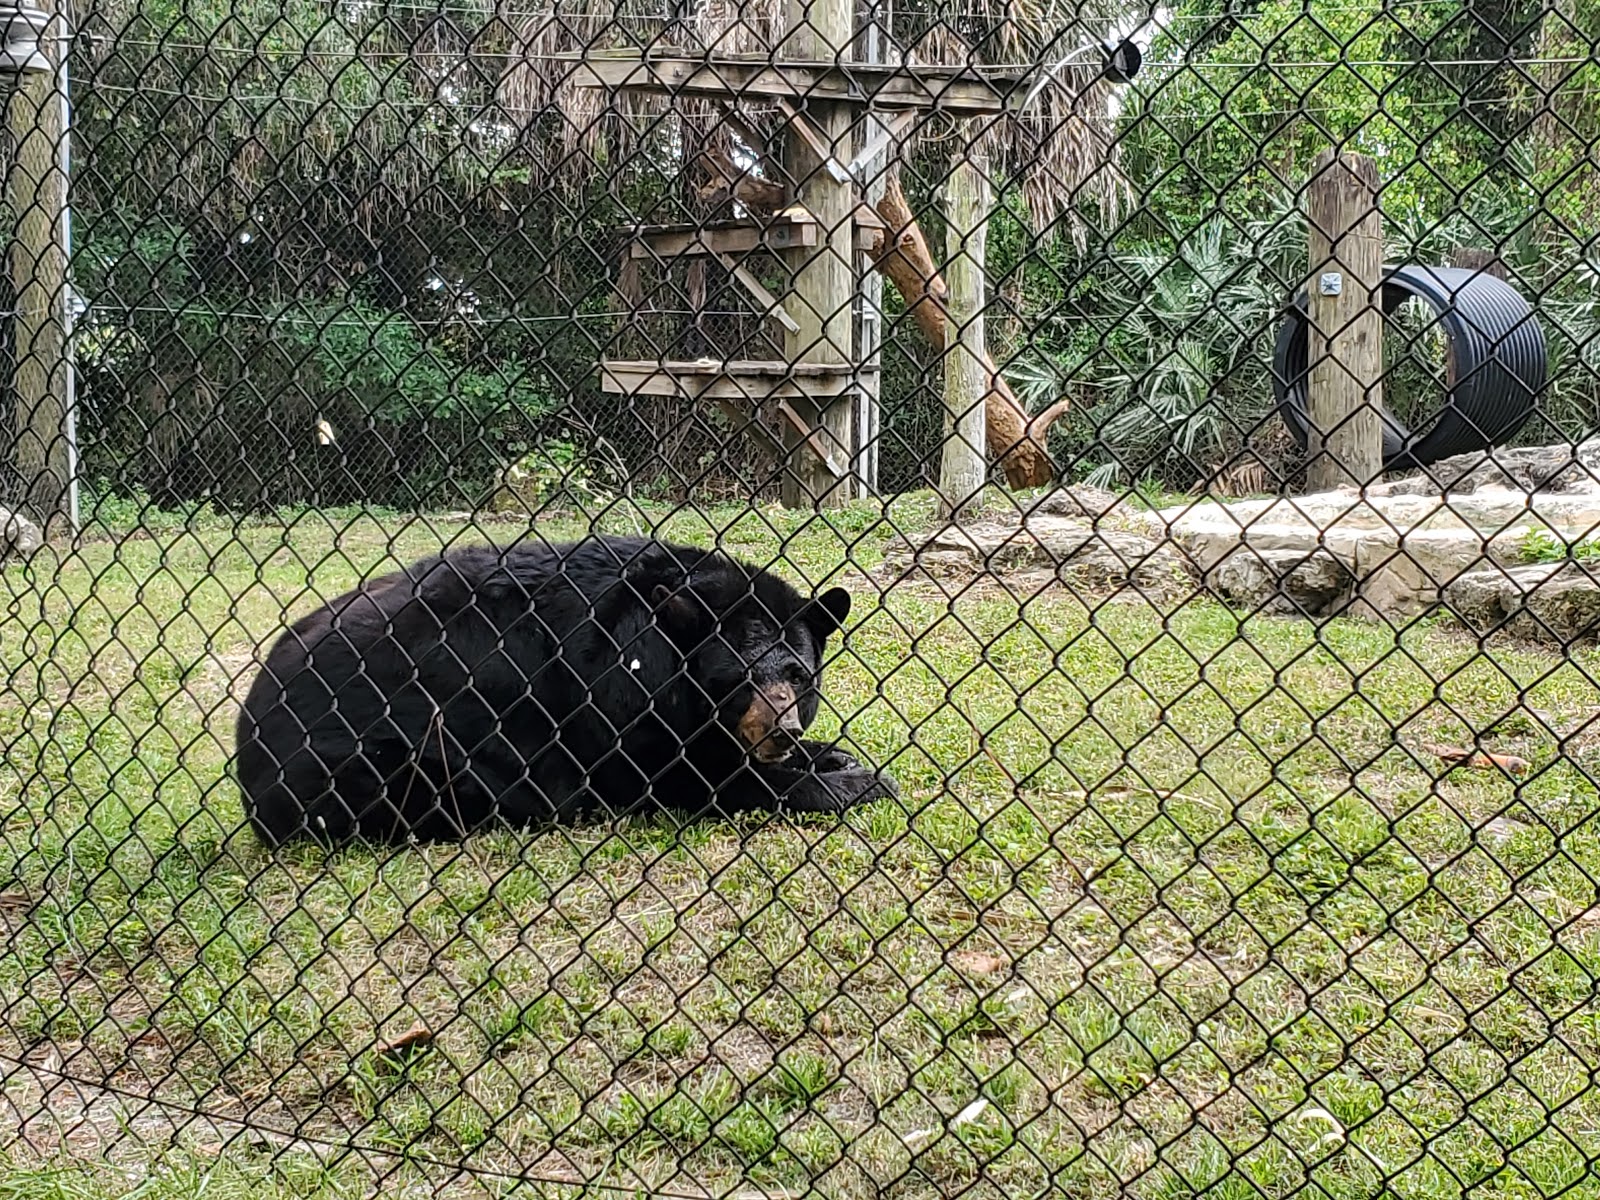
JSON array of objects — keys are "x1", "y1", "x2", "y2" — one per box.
[{"x1": 737, "y1": 682, "x2": 804, "y2": 762}]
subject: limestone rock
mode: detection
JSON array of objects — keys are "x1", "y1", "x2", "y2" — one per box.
[
  {"x1": 885, "y1": 440, "x2": 1600, "y2": 630},
  {"x1": 1378, "y1": 438, "x2": 1600, "y2": 496},
  {"x1": 1443, "y1": 561, "x2": 1600, "y2": 644},
  {"x1": 1033, "y1": 485, "x2": 1126, "y2": 521},
  {"x1": 879, "y1": 515, "x2": 1195, "y2": 601},
  {"x1": 0, "y1": 506, "x2": 40, "y2": 558},
  {"x1": 1208, "y1": 548, "x2": 1355, "y2": 616}
]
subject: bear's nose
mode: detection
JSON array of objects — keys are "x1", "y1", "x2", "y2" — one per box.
[{"x1": 736, "y1": 681, "x2": 803, "y2": 761}]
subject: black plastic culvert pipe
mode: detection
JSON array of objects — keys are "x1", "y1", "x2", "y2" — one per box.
[{"x1": 1272, "y1": 264, "x2": 1547, "y2": 472}]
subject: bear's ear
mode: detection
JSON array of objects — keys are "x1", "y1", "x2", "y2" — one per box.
[
  {"x1": 650, "y1": 581, "x2": 710, "y2": 630},
  {"x1": 803, "y1": 587, "x2": 852, "y2": 641}
]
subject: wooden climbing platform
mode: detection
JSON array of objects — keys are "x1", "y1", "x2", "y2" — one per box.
[
  {"x1": 559, "y1": 50, "x2": 1031, "y2": 114},
  {"x1": 622, "y1": 211, "x2": 886, "y2": 262}
]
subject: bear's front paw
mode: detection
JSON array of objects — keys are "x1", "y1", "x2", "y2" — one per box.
[
  {"x1": 805, "y1": 744, "x2": 859, "y2": 774},
  {"x1": 820, "y1": 764, "x2": 899, "y2": 808}
]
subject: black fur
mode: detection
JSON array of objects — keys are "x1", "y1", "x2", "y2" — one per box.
[{"x1": 234, "y1": 534, "x2": 897, "y2": 846}]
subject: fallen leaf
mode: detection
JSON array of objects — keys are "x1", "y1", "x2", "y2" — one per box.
[
  {"x1": 1420, "y1": 742, "x2": 1531, "y2": 776},
  {"x1": 950, "y1": 950, "x2": 1008, "y2": 977},
  {"x1": 903, "y1": 1098, "x2": 993, "y2": 1149},
  {"x1": 371, "y1": 1023, "x2": 434, "y2": 1072},
  {"x1": 1296, "y1": 1106, "x2": 1347, "y2": 1151},
  {"x1": 951, "y1": 1098, "x2": 990, "y2": 1127},
  {"x1": 1482, "y1": 816, "x2": 1533, "y2": 845}
]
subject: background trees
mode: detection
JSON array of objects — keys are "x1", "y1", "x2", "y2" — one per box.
[{"x1": 58, "y1": 0, "x2": 1600, "y2": 510}]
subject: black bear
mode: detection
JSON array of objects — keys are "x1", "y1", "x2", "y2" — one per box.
[{"x1": 234, "y1": 533, "x2": 897, "y2": 846}]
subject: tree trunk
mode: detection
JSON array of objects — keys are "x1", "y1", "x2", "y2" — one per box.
[{"x1": 870, "y1": 171, "x2": 1066, "y2": 490}]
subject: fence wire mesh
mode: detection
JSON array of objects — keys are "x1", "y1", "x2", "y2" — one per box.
[{"x1": 0, "y1": 0, "x2": 1599, "y2": 1196}]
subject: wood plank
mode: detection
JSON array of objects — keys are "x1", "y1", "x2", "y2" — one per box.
[
  {"x1": 597, "y1": 359, "x2": 875, "y2": 401},
  {"x1": 775, "y1": 399, "x2": 848, "y2": 478},
  {"x1": 622, "y1": 214, "x2": 885, "y2": 260},
  {"x1": 1305, "y1": 150, "x2": 1384, "y2": 489},
  {"x1": 560, "y1": 51, "x2": 1027, "y2": 114},
  {"x1": 626, "y1": 220, "x2": 819, "y2": 260},
  {"x1": 711, "y1": 397, "x2": 787, "y2": 462},
  {"x1": 715, "y1": 252, "x2": 801, "y2": 334}
]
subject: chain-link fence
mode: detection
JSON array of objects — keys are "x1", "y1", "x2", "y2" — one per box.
[{"x1": 0, "y1": 0, "x2": 1599, "y2": 1195}]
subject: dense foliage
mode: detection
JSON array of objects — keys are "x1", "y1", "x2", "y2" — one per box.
[{"x1": 61, "y1": 0, "x2": 1600, "y2": 508}]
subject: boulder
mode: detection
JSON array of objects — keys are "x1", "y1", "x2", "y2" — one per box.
[
  {"x1": 1033, "y1": 485, "x2": 1127, "y2": 521},
  {"x1": 879, "y1": 515, "x2": 1195, "y2": 602},
  {"x1": 1, "y1": 506, "x2": 41, "y2": 558},
  {"x1": 1208, "y1": 548, "x2": 1356, "y2": 616},
  {"x1": 1443, "y1": 561, "x2": 1600, "y2": 644},
  {"x1": 1377, "y1": 438, "x2": 1600, "y2": 496}
]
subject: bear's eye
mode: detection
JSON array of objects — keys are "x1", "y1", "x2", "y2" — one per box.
[{"x1": 783, "y1": 664, "x2": 810, "y2": 689}]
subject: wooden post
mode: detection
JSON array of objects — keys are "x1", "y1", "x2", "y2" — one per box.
[
  {"x1": 1305, "y1": 149, "x2": 1383, "y2": 492},
  {"x1": 941, "y1": 151, "x2": 988, "y2": 521},
  {"x1": 852, "y1": 0, "x2": 889, "y2": 501},
  {"x1": 7, "y1": 0, "x2": 74, "y2": 534},
  {"x1": 1449, "y1": 245, "x2": 1506, "y2": 281},
  {"x1": 779, "y1": 0, "x2": 855, "y2": 510}
]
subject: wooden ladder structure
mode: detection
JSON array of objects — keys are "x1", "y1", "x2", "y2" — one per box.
[{"x1": 561, "y1": 37, "x2": 1030, "y2": 509}]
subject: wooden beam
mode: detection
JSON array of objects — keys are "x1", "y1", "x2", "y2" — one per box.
[
  {"x1": 1306, "y1": 149, "x2": 1384, "y2": 491},
  {"x1": 776, "y1": 98, "x2": 851, "y2": 183},
  {"x1": 8, "y1": 0, "x2": 73, "y2": 535},
  {"x1": 715, "y1": 252, "x2": 800, "y2": 334},
  {"x1": 942, "y1": 151, "x2": 990, "y2": 521},
  {"x1": 627, "y1": 220, "x2": 819, "y2": 260},
  {"x1": 559, "y1": 51, "x2": 1028, "y2": 115},
  {"x1": 703, "y1": 397, "x2": 846, "y2": 480},
  {"x1": 776, "y1": 0, "x2": 857, "y2": 510},
  {"x1": 598, "y1": 359, "x2": 871, "y2": 400},
  {"x1": 622, "y1": 215, "x2": 887, "y2": 262},
  {"x1": 711, "y1": 397, "x2": 788, "y2": 462},
  {"x1": 775, "y1": 399, "x2": 848, "y2": 478}
]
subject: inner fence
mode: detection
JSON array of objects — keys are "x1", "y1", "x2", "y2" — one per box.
[{"x1": 0, "y1": 0, "x2": 1598, "y2": 1196}]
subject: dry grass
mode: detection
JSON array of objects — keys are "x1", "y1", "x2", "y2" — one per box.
[{"x1": 3, "y1": 490, "x2": 1600, "y2": 1199}]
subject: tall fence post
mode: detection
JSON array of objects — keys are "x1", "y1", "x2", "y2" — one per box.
[
  {"x1": 1305, "y1": 149, "x2": 1384, "y2": 492},
  {"x1": 779, "y1": 0, "x2": 855, "y2": 510},
  {"x1": 941, "y1": 149, "x2": 988, "y2": 521},
  {"x1": 852, "y1": 0, "x2": 889, "y2": 502},
  {"x1": 6, "y1": 0, "x2": 74, "y2": 534}
]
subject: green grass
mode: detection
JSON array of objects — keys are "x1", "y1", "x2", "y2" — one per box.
[{"x1": 5, "y1": 489, "x2": 1600, "y2": 1199}]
